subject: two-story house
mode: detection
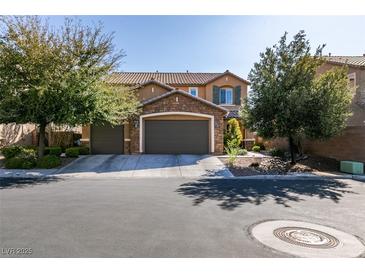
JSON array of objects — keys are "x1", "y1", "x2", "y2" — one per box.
[
  {"x1": 303, "y1": 55, "x2": 365, "y2": 162},
  {"x1": 82, "y1": 70, "x2": 251, "y2": 154}
]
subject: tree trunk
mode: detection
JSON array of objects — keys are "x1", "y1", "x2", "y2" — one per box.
[
  {"x1": 296, "y1": 138, "x2": 303, "y2": 157},
  {"x1": 38, "y1": 123, "x2": 47, "y2": 158},
  {"x1": 288, "y1": 135, "x2": 296, "y2": 164}
]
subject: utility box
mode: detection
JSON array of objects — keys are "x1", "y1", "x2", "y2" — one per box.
[{"x1": 340, "y1": 161, "x2": 364, "y2": 175}]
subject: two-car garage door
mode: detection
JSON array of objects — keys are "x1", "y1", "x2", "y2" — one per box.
[
  {"x1": 90, "y1": 120, "x2": 210, "y2": 154},
  {"x1": 90, "y1": 120, "x2": 209, "y2": 154},
  {"x1": 144, "y1": 120, "x2": 209, "y2": 154}
]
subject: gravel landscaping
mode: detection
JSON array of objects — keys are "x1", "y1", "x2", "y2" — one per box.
[{"x1": 220, "y1": 154, "x2": 341, "y2": 176}]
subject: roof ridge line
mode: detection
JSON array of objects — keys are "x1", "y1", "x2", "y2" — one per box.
[{"x1": 112, "y1": 71, "x2": 224, "y2": 74}]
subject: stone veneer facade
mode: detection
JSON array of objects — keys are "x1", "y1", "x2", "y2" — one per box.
[{"x1": 127, "y1": 92, "x2": 227, "y2": 154}]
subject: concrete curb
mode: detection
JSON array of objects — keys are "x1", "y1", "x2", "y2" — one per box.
[
  {"x1": 1, "y1": 174, "x2": 363, "y2": 181},
  {"x1": 1, "y1": 164, "x2": 364, "y2": 181}
]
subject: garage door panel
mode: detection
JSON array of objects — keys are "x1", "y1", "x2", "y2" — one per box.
[
  {"x1": 145, "y1": 120, "x2": 209, "y2": 154},
  {"x1": 91, "y1": 124, "x2": 124, "y2": 154}
]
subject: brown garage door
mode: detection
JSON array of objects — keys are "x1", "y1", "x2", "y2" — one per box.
[
  {"x1": 90, "y1": 124, "x2": 124, "y2": 154},
  {"x1": 145, "y1": 120, "x2": 209, "y2": 154}
]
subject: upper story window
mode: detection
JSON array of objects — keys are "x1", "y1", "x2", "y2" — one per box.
[
  {"x1": 188, "y1": 87, "x2": 198, "y2": 97},
  {"x1": 219, "y1": 87, "x2": 233, "y2": 105},
  {"x1": 348, "y1": 72, "x2": 356, "y2": 90}
]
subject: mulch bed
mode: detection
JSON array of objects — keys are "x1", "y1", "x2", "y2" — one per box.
[
  {"x1": 221, "y1": 155, "x2": 340, "y2": 176},
  {"x1": 60, "y1": 157, "x2": 77, "y2": 168}
]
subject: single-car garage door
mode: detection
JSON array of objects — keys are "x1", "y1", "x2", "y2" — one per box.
[
  {"x1": 90, "y1": 124, "x2": 124, "y2": 154},
  {"x1": 145, "y1": 120, "x2": 209, "y2": 154}
]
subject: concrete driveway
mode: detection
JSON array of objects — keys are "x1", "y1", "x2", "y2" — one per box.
[{"x1": 55, "y1": 154, "x2": 233, "y2": 178}]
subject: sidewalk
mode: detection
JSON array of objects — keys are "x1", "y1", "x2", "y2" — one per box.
[{"x1": 0, "y1": 168, "x2": 58, "y2": 178}]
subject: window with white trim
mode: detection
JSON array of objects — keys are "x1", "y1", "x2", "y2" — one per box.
[
  {"x1": 188, "y1": 87, "x2": 198, "y2": 97},
  {"x1": 219, "y1": 87, "x2": 233, "y2": 104}
]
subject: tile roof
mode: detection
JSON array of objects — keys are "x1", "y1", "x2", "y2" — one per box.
[
  {"x1": 107, "y1": 71, "x2": 250, "y2": 85},
  {"x1": 324, "y1": 56, "x2": 365, "y2": 68},
  {"x1": 224, "y1": 110, "x2": 240, "y2": 119},
  {"x1": 141, "y1": 89, "x2": 228, "y2": 113}
]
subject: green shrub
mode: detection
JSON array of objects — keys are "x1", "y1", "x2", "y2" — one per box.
[
  {"x1": 23, "y1": 145, "x2": 38, "y2": 151},
  {"x1": 2, "y1": 146, "x2": 37, "y2": 169},
  {"x1": 254, "y1": 142, "x2": 266, "y2": 150},
  {"x1": 37, "y1": 155, "x2": 61, "y2": 169},
  {"x1": 225, "y1": 139, "x2": 241, "y2": 166},
  {"x1": 1, "y1": 145, "x2": 23, "y2": 159},
  {"x1": 1, "y1": 145, "x2": 38, "y2": 159},
  {"x1": 270, "y1": 148, "x2": 285, "y2": 158},
  {"x1": 5, "y1": 157, "x2": 23, "y2": 169},
  {"x1": 252, "y1": 145, "x2": 261, "y2": 152},
  {"x1": 224, "y1": 118, "x2": 243, "y2": 148},
  {"x1": 45, "y1": 146, "x2": 62, "y2": 156},
  {"x1": 65, "y1": 147, "x2": 79, "y2": 157},
  {"x1": 78, "y1": 146, "x2": 90, "y2": 155},
  {"x1": 239, "y1": 148, "x2": 248, "y2": 155},
  {"x1": 5, "y1": 156, "x2": 36, "y2": 169}
]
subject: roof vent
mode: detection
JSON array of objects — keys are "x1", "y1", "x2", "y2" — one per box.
[
  {"x1": 156, "y1": 70, "x2": 158, "y2": 73},
  {"x1": 186, "y1": 70, "x2": 189, "y2": 73},
  {"x1": 328, "y1": 53, "x2": 331, "y2": 57},
  {"x1": 363, "y1": 53, "x2": 365, "y2": 57}
]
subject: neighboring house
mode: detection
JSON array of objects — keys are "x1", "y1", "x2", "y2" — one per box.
[
  {"x1": 82, "y1": 70, "x2": 251, "y2": 154},
  {"x1": 302, "y1": 55, "x2": 365, "y2": 162},
  {"x1": 0, "y1": 123, "x2": 36, "y2": 147},
  {"x1": 0, "y1": 123, "x2": 81, "y2": 148}
]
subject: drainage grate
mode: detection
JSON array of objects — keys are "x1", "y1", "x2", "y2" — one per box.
[{"x1": 273, "y1": 226, "x2": 339, "y2": 249}]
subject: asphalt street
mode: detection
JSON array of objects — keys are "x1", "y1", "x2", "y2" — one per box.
[{"x1": 0, "y1": 177, "x2": 364, "y2": 257}]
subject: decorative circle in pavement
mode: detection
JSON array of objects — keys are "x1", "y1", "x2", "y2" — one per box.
[
  {"x1": 250, "y1": 220, "x2": 365, "y2": 258},
  {"x1": 273, "y1": 227, "x2": 339, "y2": 249}
]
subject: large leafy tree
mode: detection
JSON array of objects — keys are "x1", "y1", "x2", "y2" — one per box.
[
  {"x1": 241, "y1": 31, "x2": 352, "y2": 163},
  {"x1": 0, "y1": 16, "x2": 139, "y2": 157}
]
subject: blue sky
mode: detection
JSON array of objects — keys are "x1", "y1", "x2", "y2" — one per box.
[{"x1": 48, "y1": 16, "x2": 365, "y2": 79}]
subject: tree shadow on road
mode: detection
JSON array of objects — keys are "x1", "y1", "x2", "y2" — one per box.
[
  {"x1": 176, "y1": 178, "x2": 356, "y2": 210},
  {"x1": 0, "y1": 176, "x2": 63, "y2": 189}
]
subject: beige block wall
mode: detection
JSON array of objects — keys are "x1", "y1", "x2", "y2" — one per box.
[{"x1": 303, "y1": 126, "x2": 365, "y2": 162}]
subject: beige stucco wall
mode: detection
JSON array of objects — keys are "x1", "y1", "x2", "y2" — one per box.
[
  {"x1": 137, "y1": 83, "x2": 170, "y2": 101},
  {"x1": 205, "y1": 74, "x2": 248, "y2": 107},
  {"x1": 317, "y1": 63, "x2": 365, "y2": 127},
  {"x1": 171, "y1": 85, "x2": 207, "y2": 100},
  {"x1": 82, "y1": 125, "x2": 90, "y2": 139}
]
